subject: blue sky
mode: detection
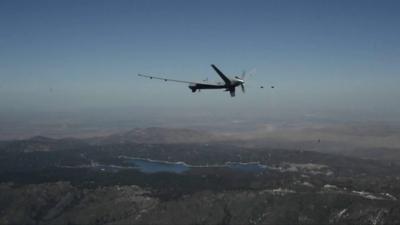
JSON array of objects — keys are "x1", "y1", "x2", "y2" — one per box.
[{"x1": 0, "y1": 0, "x2": 399, "y2": 124}]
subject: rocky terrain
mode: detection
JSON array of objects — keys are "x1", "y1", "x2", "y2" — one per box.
[
  {"x1": 1, "y1": 181, "x2": 400, "y2": 225},
  {"x1": 1, "y1": 128, "x2": 400, "y2": 225}
]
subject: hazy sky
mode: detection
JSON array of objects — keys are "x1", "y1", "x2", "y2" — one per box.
[{"x1": 1, "y1": 0, "x2": 399, "y2": 125}]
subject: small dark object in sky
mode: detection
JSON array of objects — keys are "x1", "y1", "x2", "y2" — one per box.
[
  {"x1": 260, "y1": 86, "x2": 264, "y2": 89},
  {"x1": 271, "y1": 86, "x2": 274, "y2": 89}
]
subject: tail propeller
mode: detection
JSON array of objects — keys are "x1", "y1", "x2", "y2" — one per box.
[
  {"x1": 240, "y1": 70, "x2": 247, "y2": 93},
  {"x1": 238, "y1": 68, "x2": 257, "y2": 94},
  {"x1": 241, "y1": 70, "x2": 246, "y2": 80}
]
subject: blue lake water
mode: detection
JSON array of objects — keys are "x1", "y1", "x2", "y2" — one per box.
[
  {"x1": 128, "y1": 158, "x2": 267, "y2": 174},
  {"x1": 129, "y1": 159, "x2": 189, "y2": 173},
  {"x1": 225, "y1": 162, "x2": 267, "y2": 173}
]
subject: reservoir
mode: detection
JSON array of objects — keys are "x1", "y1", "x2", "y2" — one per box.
[{"x1": 128, "y1": 158, "x2": 189, "y2": 173}]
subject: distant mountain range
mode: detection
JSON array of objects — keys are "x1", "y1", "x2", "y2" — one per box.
[
  {"x1": 89, "y1": 127, "x2": 223, "y2": 144},
  {"x1": 2, "y1": 126, "x2": 400, "y2": 163}
]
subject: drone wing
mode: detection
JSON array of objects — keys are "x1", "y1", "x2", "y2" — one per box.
[
  {"x1": 211, "y1": 64, "x2": 231, "y2": 85},
  {"x1": 138, "y1": 73, "x2": 223, "y2": 87},
  {"x1": 138, "y1": 74, "x2": 195, "y2": 84}
]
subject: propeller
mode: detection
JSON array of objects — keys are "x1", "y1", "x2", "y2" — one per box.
[
  {"x1": 240, "y1": 70, "x2": 248, "y2": 93},
  {"x1": 237, "y1": 68, "x2": 256, "y2": 94},
  {"x1": 241, "y1": 70, "x2": 246, "y2": 79}
]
